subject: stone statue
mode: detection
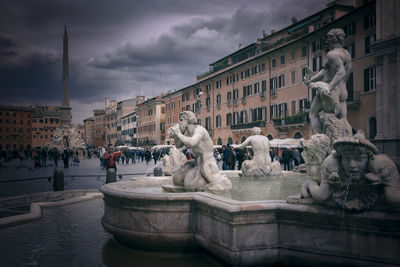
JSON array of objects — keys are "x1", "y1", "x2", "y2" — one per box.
[
  {"x1": 300, "y1": 132, "x2": 400, "y2": 210},
  {"x1": 162, "y1": 147, "x2": 187, "y2": 176},
  {"x1": 167, "y1": 111, "x2": 232, "y2": 193},
  {"x1": 305, "y1": 28, "x2": 352, "y2": 138},
  {"x1": 231, "y1": 127, "x2": 280, "y2": 176},
  {"x1": 300, "y1": 134, "x2": 331, "y2": 180}
]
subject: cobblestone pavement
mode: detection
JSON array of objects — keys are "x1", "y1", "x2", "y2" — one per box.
[{"x1": 0, "y1": 158, "x2": 158, "y2": 198}]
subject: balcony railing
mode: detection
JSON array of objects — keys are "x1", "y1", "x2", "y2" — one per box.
[
  {"x1": 230, "y1": 120, "x2": 266, "y2": 130},
  {"x1": 272, "y1": 112, "x2": 310, "y2": 127},
  {"x1": 242, "y1": 97, "x2": 246, "y2": 104},
  {"x1": 227, "y1": 100, "x2": 232, "y2": 106},
  {"x1": 259, "y1": 91, "x2": 266, "y2": 99}
]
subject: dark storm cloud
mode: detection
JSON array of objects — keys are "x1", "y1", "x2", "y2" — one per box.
[{"x1": 0, "y1": 0, "x2": 327, "y2": 123}]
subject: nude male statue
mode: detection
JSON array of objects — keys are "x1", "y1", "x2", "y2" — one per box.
[
  {"x1": 305, "y1": 28, "x2": 352, "y2": 134},
  {"x1": 168, "y1": 111, "x2": 231, "y2": 193}
]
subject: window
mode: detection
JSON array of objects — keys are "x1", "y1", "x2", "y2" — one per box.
[
  {"x1": 261, "y1": 63, "x2": 265, "y2": 72},
  {"x1": 261, "y1": 80, "x2": 267, "y2": 92},
  {"x1": 206, "y1": 97, "x2": 210, "y2": 108},
  {"x1": 227, "y1": 91, "x2": 232, "y2": 103},
  {"x1": 240, "y1": 110, "x2": 247, "y2": 123},
  {"x1": 216, "y1": 80, "x2": 221, "y2": 88},
  {"x1": 226, "y1": 113, "x2": 232, "y2": 126},
  {"x1": 364, "y1": 13, "x2": 376, "y2": 29},
  {"x1": 247, "y1": 85, "x2": 252, "y2": 96},
  {"x1": 312, "y1": 39, "x2": 322, "y2": 53},
  {"x1": 290, "y1": 51, "x2": 296, "y2": 61},
  {"x1": 226, "y1": 76, "x2": 232, "y2": 85},
  {"x1": 233, "y1": 112, "x2": 239, "y2": 124},
  {"x1": 205, "y1": 84, "x2": 210, "y2": 93},
  {"x1": 365, "y1": 34, "x2": 375, "y2": 54},
  {"x1": 278, "y1": 74, "x2": 285, "y2": 88},
  {"x1": 249, "y1": 107, "x2": 266, "y2": 121},
  {"x1": 216, "y1": 94, "x2": 221, "y2": 105},
  {"x1": 301, "y1": 46, "x2": 307, "y2": 57},
  {"x1": 343, "y1": 22, "x2": 356, "y2": 37},
  {"x1": 291, "y1": 70, "x2": 296, "y2": 85},
  {"x1": 364, "y1": 66, "x2": 376, "y2": 92},
  {"x1": 369, "y1": 117, "x2": 377, "y2": 140},
  {"x1": 312, "y1": 56, "x2": 322, "y2": 71},
  {"x1": 344, "y1": 43, "x2": 355, "y2": 58},
  {"x1": 271, "y1": 58, "x2": 276, "y2": 68},
  {"x1": 242, "y1": 86, "x2": 247, "y2": 98},
  {"x1": 254, "y1": 82, "x2": 260, "y2": 94},
  {"x1": 241, "y1": 70, "x2": 246, "y2": 80},
  {"x1": 270, "y1": 77, "x2": 277, "y2": 95},
  {"x1": 299, "y1": 99, "x2": 308, "y2": 112},
  {"x1": 278, "y1": 103, "x2": 287, "y2": 117},
  {"x1": 182, "y1": 93, "x2": 186, "y2": 102},
  {"x1": 302, "y1": 67, "x2": 308, "y2": 82},
  {"x1": 186, "y1": 91, "x2": 190, "y2": 100},
  {"x1": 171, "y1": 101, "x2": 175, "y2": 110},
  {"x1": 216, "y1": 115, "x2": 221, "y2": 128},
  {"x1": 280, "y1": 55, "x2": 285, "y2": 65},
  {"x1": 233, "y1": 89, "x2": 239, "y2": 100},
  {"x1": 233, "y1": 73, "x2": 239, "y2": 82},
  {"x1": 205, "y1": 117, "x2": 211, "y2": 130}
]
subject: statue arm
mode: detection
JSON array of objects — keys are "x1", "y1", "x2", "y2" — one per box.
[
  {"x1": 234, "y1": 137, "x2": 251, "y2": 149},
  {"x1": 327, "y1": 54, "x2": 346, "y2": 91},
  {"x1": 302, "y1": 180, "x2": 332, "y2": 201},
  {"x1": 307, "y1": 68, "x2": 326, "y2": 84},
  {"x1": 175, "y1": 127, "x2": 204, "y2": 148}
]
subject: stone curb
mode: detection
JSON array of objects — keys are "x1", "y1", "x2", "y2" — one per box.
[{"x1": 0, "y1": 192, "x2": 103, "y2": 228}]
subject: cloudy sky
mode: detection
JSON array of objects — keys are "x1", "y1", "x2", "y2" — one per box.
[{"x1": 0, "y1": 0, "x2": 328, "y2": 123}]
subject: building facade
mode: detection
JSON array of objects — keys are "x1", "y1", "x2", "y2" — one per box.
[
  {"x1": 136, "y1": 96, "x2": 166, "y2": 147},
  {"x1": 120, "y1": 111, "x2": 138, "y2": 146},
  {"x1": 93, "y1": 109, "x2": 106, "y2": 148},
  {"x1": 115, "y1": 96, "x2": 146, "y2": 145},
  {"x1": 160, "y1": 1, "x2": 377, "y2": 146},
  {"x1": 0, "y1": 105, "x2": 33, "y2": 152},
  {"x1": 31, "y1": 106, "x2": 62, "y2": 148},
  {"x1": 83, "y1": 117, "x2": 95, "y2": 148},
  {"x1": 372, "y1": 0, "x2": 400, "y2": 166}
]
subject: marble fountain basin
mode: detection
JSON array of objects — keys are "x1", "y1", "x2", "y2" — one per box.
[{"x1": 100, "y1": 172, "x2": 400, "y2": 267}]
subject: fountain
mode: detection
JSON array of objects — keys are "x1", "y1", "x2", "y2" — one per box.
[{"x1": 100, "y1": 29, "x2": 400, "y2": 266}]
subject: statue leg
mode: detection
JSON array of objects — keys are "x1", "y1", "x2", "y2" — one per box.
[{"x1": 310, "y1": 98, "x2": 323, "y2": 133}]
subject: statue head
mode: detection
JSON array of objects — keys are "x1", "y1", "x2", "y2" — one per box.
[
  {"x1": 179, "y1": 111, "x2": 197, "y2": 133},
  {"x1": 333, "y1": 131, "x2": 377, "y2": 181},
  {"x1": 252, "y1": 127, "x2": 261, "y2": 135},
  {"x1": 326, "y1": 28, "x2": 345, "y2": 50}
]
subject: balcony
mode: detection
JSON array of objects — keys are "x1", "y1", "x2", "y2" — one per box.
[
  {"x1": 242, "y1": 97, "x2": 246, "y2": 104},
  {"x1": 227, "y1": 100, "x2": 232, "y2": 106},
  {"x1": 270, "y1": 89, "x2": 277, "y2": 97},
  {"x1": 272, "y1": 112, "x2": 310, "y2": 130},
  {"x1": 259, "y1": 91, "x2": 266, "y2": 99},
  {"x1": 230, "y1": 120, "x2": 266, "y2": 131},
  {"x1": 234, "y1": 99, "x2": 239, "y2": 106}
]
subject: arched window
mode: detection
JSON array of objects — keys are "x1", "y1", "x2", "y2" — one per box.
[
  {"x1": 241, "y1": 136, "x2": 247, "y2": 143},
  {"x1": 217, "y1": 138, "x2": 222, "y2": 145},
  {"x1": 267, "y1": 134, "x2": 273, "y2": 140},
  {"x1": 293, "y1": 132, "x2": 303, "y2": 139},
  {"x1": 369, "y1": 117, "x2": 377, "y2": 140},
  {"x1": 227, "y1": 137, "x2": 233, "y2": 145}
]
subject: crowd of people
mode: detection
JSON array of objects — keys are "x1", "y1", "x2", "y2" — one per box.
[
  {"x1": 213, "y1": 145, "x2": 304, "y2": 171},
  {"x1": 0, "y1": 147, "x2": 81, "y2": 169}
]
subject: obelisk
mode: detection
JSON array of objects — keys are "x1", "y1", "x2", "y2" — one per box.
[{"x1": 60, "y1": 25, "x2": 72, "y2": 126}]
